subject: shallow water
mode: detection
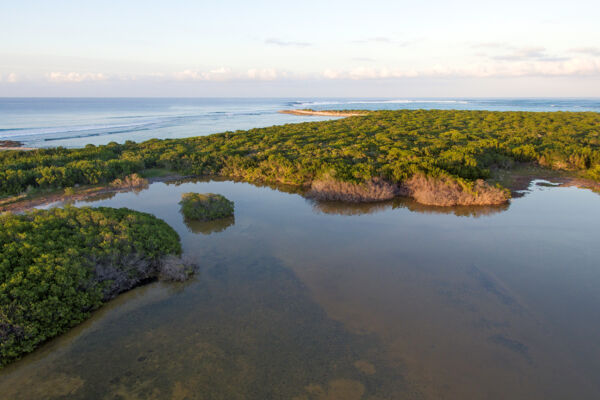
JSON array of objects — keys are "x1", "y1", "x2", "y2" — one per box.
[{"x1": 1, "y1": 180, "x2": 599, "y2": 399}]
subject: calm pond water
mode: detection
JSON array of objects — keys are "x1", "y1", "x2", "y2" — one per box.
[{"x1": 1, "y1": 179, "x2": 599, "y2": 399}]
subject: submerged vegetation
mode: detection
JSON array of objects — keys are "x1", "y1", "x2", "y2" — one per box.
[
  {"x1": 1, "y1": 110, "x2": 599, "y2": 205},
  {"x1": 179, "y1": 193, "x2": 235, "y2": 221},
  {"x1": 0, "y1": 206, "x2": 190, "y2": 366}
]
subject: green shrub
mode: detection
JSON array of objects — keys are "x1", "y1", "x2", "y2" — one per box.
[
  {"x1": 0, "y1": 206, "x2": 181, "y2": 367},
  {"x1": 2, "y1": 110, "x2": 599, "y2": 199},
  {"x1": 179, "y1": 193, "x2": 234, "y2": 221}
]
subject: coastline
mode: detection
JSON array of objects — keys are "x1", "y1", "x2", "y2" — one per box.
[
  {"x1": 3, "y1": 167, "x2": 598, "y2": 214},
  {"x1": 0, "y1": 174, "x2": 189, "y2": 213},
  {"x1": 2, "y1": 109, "x2": 599, "y2": 210},
  {"x1": 0, "y1": 140, "x2": 36, "y2": 151},
  {"x1": 279, "y1": 109, "x2": 368, "y2": 117}
]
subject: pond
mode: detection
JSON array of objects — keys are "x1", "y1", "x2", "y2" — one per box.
[{"x1": 1, "y1": 179, "x2": 599, "y2": 399}]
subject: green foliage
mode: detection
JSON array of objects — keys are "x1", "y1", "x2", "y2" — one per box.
[
  {"x1": 1, "y1": 110, "x2": 599, "y2": 196},
  {"x1": 179, "y1": 193, "x2": 234, "y2": 221},
  {"x1": 0, "y1": 206, "x2": 181, "y2": 366},
  {"x1": 587, "y1": 164, "x2": 600, "y2": 181}
]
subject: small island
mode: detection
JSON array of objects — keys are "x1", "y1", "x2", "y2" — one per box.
[{"x1": 179, "y1": 193, "x2": 235, "y2": 221}]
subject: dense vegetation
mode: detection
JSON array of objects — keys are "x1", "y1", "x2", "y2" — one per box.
[
  {"x1": 179, "y1": 193, "x2": 235, "y2": 221},
  {"x1": 0, "y1": 206, "x2": 181, "y2": 366},
  {"x1": 1, "y1": 110, "x2": 599, "y2": 203}
]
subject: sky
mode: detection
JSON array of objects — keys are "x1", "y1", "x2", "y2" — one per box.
[{"x1": 1, "y1": 0, "x2": 600, "y2": 97}]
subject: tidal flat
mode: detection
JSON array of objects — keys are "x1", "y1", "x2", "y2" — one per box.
[{"x1": 1, "y1": 178, "x2": 599, "y2": 399}]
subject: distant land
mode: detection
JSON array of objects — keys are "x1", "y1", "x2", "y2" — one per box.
[{"x1": 1, "y1": 109, "x2": 599, "y2": 211}]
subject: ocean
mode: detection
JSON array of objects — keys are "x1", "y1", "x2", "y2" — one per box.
[{"x1": 1, "y1": 97, "x2": 600, "y2": 148}]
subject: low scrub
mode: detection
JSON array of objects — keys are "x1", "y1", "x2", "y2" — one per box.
[
  {"x1": 109, "y1": 173, "x2": 148, "y2": 189},
  {"x1": 2, "y1": 110, "x2": 599, "y2": 205},
  {"x1": 307, "y1": 172, "x2": 509, "y2": 206},
  {"x1": 400, "y1": 173, "x2": 510, "y2": 206},
  {"x1": 179, "y1": 193, "x2": 234, "y2": 221},
  {"x1": 307, "y1": 175, "x2": 398, "y2": 202},
  {"x1": 0, "y1": 206, "x2": 188, "y2": 367}
]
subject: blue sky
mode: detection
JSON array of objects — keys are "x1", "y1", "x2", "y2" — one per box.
[{"x1": 1, "y1": 0, "x2": 599, "y2": 96}]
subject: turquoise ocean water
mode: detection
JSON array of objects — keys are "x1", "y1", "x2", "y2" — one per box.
[{"x1": 1, "y1": 97, "x2": 599, "y2": 148}]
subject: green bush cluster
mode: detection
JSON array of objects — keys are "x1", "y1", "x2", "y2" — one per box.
[
  {"x1": 0, "y1": 206, "x2": 181, "y2": 366},
  {"x1": 179, "y1": 193, "x2": 234, "y2": 221},
  {"x1": 1, "y1": 110, "x2": 599, "y2": 196}
]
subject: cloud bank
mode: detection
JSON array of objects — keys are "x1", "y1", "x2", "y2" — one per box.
[
  {"x1": 265, "y1": 38, "x2": 311, "y2": 47},
  {"x1": 323, "y1": 58, "x2": 600, "y2": 80},
  {"x1": 46, "y1": 72, "x2": 108, "y2": 83},
  {"x1": 0, "y1": 73, "x2": 19, "y2": 83},
  {"x1": 4, "y1": 51, "x2": 598, "y2": 88}
]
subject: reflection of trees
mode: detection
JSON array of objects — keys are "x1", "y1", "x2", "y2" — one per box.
[
  {"x1": 163, "y1": 176, "x2": 304, "y2": 195},
  {"x1": 393, "y1": 197, "x2": 509, "y2": 217},
  {"x1": 311, "y1": 200, "x2": 393, "y2": 216},
  {"x1": 165, "y1": 176, "x2": 510, "y2": 218},
  {"x1": 183, "y1": 215, "x2": 235, "y2": 235},
  {"x1": 82, "y1": 191, "x2": 117, "y2": 202},
  {"x1": 310, "y1": 196, "x2": 509, "y2": 217}
]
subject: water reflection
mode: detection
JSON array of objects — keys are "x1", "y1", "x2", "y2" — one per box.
[
  {"x1": 310, "y1": 199, "x2": 392, "y2": 216},
  {"x1": 392, "y1": 197, "x2": 509, "y2": 217},
  {"x1": 311, "y1": 197, "x2": 509, "y2": 217},
  {"x1": 164, "y1": 176, "x2": 305, "y2": 196},
  {"x1": 183, "y1": 215, "x2": 235, "y2": 235},
  {"x1": 2, "y1": 179, "x2": 600, "y2": 399},
  {"x1": 82, "y1": 191, "x2": 117, "y2": 202}
]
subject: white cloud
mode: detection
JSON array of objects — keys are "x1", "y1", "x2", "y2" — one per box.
[
  {"x1": 322, "y1": 69, "x2": 341, "y2": 79},
  {"x1": 570, "y1": 47, "x2": 600, "y2": 56},
  {"x1": 174, "y1": 67, "x2": 284, "y2": 81},
  {"x1": 471, "y1": 42, "x2": 511, "y2": 49},
  {"x1": 47, "y1": 72, "x2": 108, "y2": 83},
  {"x1": 173, "y1": 67, "x2": 233, "y2": 81},
  {"x1": 32, "y1": 57, "x2": 600, "y2": 88},
  {"x1": 265, "y1": 38, "x2": 311, "y2": 47},
  {"x1": 246, "y1": 68, "x2": 279, "y2": 80},
  {"x1": 491, "y1": 46, "x2": 568, "y2": 62},
  {"x1": 321, "y1": 58, "x2": 600, "y2": 80},
  {"x1": 353, "y1": 37, "x2": 411, "y2": 46},
  {"x1": 1, "y1": 73, "x2": 19, "y2": 83}
]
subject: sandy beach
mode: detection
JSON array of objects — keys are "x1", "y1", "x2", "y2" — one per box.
[{"x1": 279, "y1": 109, "x2": 368, "y2": 117}]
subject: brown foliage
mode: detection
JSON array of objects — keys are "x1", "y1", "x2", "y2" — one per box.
[
  {"x1": 400, "y1": 173, "x2": 510, "y2": 206},
  {"x1": 110, "y1": 173, "x2": 148, "y2": 189},
  {"x1": 307, "y1": 173, "x2": 509, "y2": 206},
  {"x1": 307, "y1": 176, "x2": 398, "y2": 202}
]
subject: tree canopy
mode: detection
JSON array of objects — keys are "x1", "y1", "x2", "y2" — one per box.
[
  {"x1": 1, "y1": 110, "x2": 599, "y2": 198},
  {"x1": 0, "y1": 206, "x2": 181, "y2": 366}
]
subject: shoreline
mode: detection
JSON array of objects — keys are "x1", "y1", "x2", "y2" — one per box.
[
  {"x1": 3, "y1": 168, "x2": 598, "y2": 214},
  {"x1": 0, "y1": 174, "x2": 189, "y2": 213},
  {"x1": 0, "y1": 140, "x2": 36, "y2": 151},
  {"x1": 279, "y1": 109, "x2": 368, "y2": 117}
]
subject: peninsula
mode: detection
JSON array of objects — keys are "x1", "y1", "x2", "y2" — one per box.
[{"x1": 1, "y1": 109, "x2": 599, "y2": 209}]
